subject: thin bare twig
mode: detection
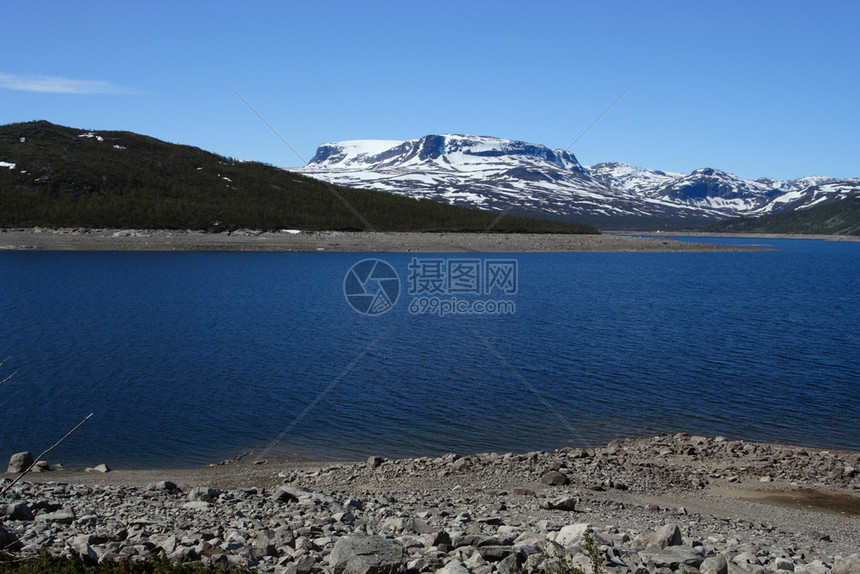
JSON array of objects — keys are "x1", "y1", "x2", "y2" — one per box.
[
  {"x1": 0, "y1": 371, "x2": 16, "y2": 388},
  {"x1": 0, "y1": 413, "x2": 93, "y2": 496},
  {"x1": 0, "y1": 357, "x2": 15, "y2": 387}
]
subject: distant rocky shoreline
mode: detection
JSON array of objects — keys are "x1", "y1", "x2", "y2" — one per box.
[
  {"x1": 0, "y1": 227, "x2": 767, "y2": 253},
  {"x1": 3, "y1": 434, "x2": 858, "y2": 573}
]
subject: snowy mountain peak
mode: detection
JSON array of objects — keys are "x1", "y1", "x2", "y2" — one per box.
[
  {"x1": 306, "y1": 134, "x2": 588, "y2": 175},
  {"x1": 587, "y1": 162, "x2": 684, "y2": 194},
  {"x1": 298, "y1": 133, "x2": 858, "y2": 222}
]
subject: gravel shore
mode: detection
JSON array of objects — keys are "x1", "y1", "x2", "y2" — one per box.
[
  {"x1": 3, "y1": 434, "x2": 858, "y2": 573},
  {"x1": 0, "y1": 228, "x2": 764, "y2": 253}
]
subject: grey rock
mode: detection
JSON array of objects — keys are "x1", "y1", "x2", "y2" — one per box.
[
  {"x1": 3, "y1": 502, "x2": 34, "y2": 521},
  {"x1": 653, "y1": 524, "x2": 683, "y2": 549},
  {"x1": 555, "y1": 523, "x2": 590, "y2": 548},
  {"x1": 286, "y1": 554, "x2": 318, "y2": 574},
  {"x1": 272, "y1": 486, "x2": 300, "y2": 503},
  {"x1": 452, "y1": 533, "x2": 497, "y2": 548},
  {"x1": 159, "y1": 535, "x2": 179, "y2": 554},
  {"x1": 430, "y1": 530, "x2": 452, "y2": 548},
  {"x1": 0, "y1": 522, "x2": 20, "y2": 550},
  {"x1": 540, "y1": 470, "x2": 569, "y2": 486},
  {"x1": 7, "y1": 452, "x2": 33, "y2": 474},
  {"x1": 332, "y1": 511, "x2": 355, "y2": 524},
  {"x1": 368, "y1": 456, "x2": 385, "y2": 469},
  {"x1": 85, "y1": 463, "x2": 111, "y2": 473},
  {"x1": 733, "y1": 552, "x2": 760, "y2": 566},
  {"x1": 437, "y1": 559, "x2": 471, "y2": 574},
  {"x1": 479, "y1": 545, "x2": 515, "y2": 562},
  {"x1": 701, "y1": 555, "x2": 729, "y2": 574},
  {"x1": 644, "y1": 545, "x2": 704, "y2": 569},
  {"x1": 328, "y1": 534, "x2": 405, "y2": 574},
  {"x1": 498, "y1": 552, "x2": 526, "y2": 574},
  {"x1": 835, "y1": 556, "x2": 860, "y2": 574},
  {"x1": 168, "y1": 546, "x2": 198, "y2": 563},
  {"x1": 273, "y1": 485, "x2": 313, "y2": 503},
  {"x1": 187, "y1": 486, "x2": 219, "y2": 502},
  {"x1": 776, "y1": 557, "x2": 796, "y2": 572},
  {"x1": 181, "y1": 501, "x2": 212, "y2": 510},
  {"x1": 36, "y1": 509, "x2": 75, "y2": 525},
  {"x1": 147, "y1": 480, "x2": 178, "y2": 492},
  {"x1": 72, "y1": 539, "x2": 98, "y2": 562},
  {"x1": 540, "y1": 497, "x2": 576, "y2": 511}
]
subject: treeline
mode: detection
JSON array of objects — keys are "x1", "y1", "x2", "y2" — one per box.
[
  {"x1": 0, "y1": 121, "x2": 597, "y2": 234},
  {"x1": 703, "y1": 195, "x2": 860, "y2": 236}
]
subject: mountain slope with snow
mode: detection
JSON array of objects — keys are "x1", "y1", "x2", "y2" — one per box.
[{"x1": 297, "y1": 135, "x2": 859, "y2": 225}]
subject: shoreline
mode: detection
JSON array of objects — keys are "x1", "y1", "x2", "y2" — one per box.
[
  {"x1": 0, "y1": 228, "x2": 771, "y2": 253},
  {"x1": 4, "y1": 433, "x2": 858, "y2": 572},
  {"x1": 10, "y1": 434, "x2": 860, "y2": 491},
  {"x1": 633, "y1": 231, "x2": 860, "y2": 242}
]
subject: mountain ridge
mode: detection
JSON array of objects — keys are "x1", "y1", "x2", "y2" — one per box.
[{"x1": 298, "y1": 134, "x2": 859, "y2": 228}]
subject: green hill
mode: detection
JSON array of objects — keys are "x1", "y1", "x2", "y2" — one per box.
[
  {"x1": 0, "y1": 121, "x2": 597, "y2": 234},
  {"x1": 703, "y1": 195, "x2": 860, "y2": 236}
]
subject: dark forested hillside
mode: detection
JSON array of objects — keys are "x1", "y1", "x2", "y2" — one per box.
[
  {"x1": 0, "y1": 121, "x2": 597, "y2": 234},
  {"x1": 702, "y1": 195, "x2": 860, "y2": 236}
]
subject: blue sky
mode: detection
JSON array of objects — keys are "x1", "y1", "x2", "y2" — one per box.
[{"x1": 2, "y1": 0, "x2": 857, "y2": 180}]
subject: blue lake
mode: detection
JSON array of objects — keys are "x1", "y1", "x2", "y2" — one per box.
[{"x1": 1, "y1": 237, "x2": 858, "y2": 469}]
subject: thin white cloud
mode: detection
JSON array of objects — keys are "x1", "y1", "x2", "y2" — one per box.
[{"x1": 0, "y1": 73, "x2": 138, "y2": 94}]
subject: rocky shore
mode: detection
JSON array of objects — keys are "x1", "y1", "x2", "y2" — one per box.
[
  {"x1": 0, "y1": 228, "x2": 764, "y2": 252},
  {"x1": 2, "y1": 434, "x2": 858, "y2": 573}
]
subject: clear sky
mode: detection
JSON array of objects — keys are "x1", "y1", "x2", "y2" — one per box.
[{"x1": 2, "y1": 0, "x2": 857, "y2": 180}]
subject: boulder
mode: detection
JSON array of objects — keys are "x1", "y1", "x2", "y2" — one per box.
[
  {"x1": 0, "y1": 522, "x2": 20, "y2": 550},
  {"x1": 437, "y1": 560, "x2": 471, "y2": 574},
  {"x1": 84, "y1": 463, "x2": 111, "y2": 473},
  {"x1": 835, "y1": 556, "x2": 860, "y2": 574},
  {"x1": 653, "y1": 524, "x2": 683, "y2": 549},
  {"x1": 3, "y1": 502, "x2": 34, "y2": 521},
  {"x1": 479, "y1": 545, "x2": 515, "y2": 562},
  {"x1": 273, "y1": 485, "x2": 313, "y2": 503},
  {"x1": 181, "y1": 501, "x2": 212, "y2": 510},
  {"x1": 701, "y1": 555, "x2": 729, "y2": 574},
  {"x1": 187, "y1": 486, "x2": 219, "y2": 502},
  {"x1": 7, "y1": 452, "x2": 33, "y2": 474},
  {"x1": 732, "y1": 552, "x2": 760, "y2": 566},
  {"x1": 540, "y1": 497, "x2": 576, "y2": 511},
  {"x1": 498, "y1": 553, "x2": 526, "y2": 574},
  {"x1": 328, "y1": 534, "x2": 405, "y2": 574},
  {"x1": 146, "y1": 480, "x2": 178, "y2": 492},
  {"x1": 540, "y1": 471, "x2": 569, "y2": 486},
  {"x1": 633, "y1": 523, "x2": 683, "y2": 551},
  {"x1": 555, "y1": 523, "x2": 590, "y2": 548},
  {"x1": 272, "y1": 486, "x2": 300, "y2": 503},
  {"x1": 36, "y1": 509, "x2": 75, "y2": 525},
  {"x1": 644, "y1": 545, "x2": 704, "y2": 569}
]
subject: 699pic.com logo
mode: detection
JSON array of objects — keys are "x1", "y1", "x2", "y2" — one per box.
[
  {"x1": 343, "y1": 259, "x2": 401, "y2": 316},
  {"x1": 344, "y1": 257, "x2": 518, "y2": 317}
]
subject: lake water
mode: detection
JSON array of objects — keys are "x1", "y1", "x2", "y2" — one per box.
[{"x1": 1, "y1": 237, "x2": 857, "y2": 469}]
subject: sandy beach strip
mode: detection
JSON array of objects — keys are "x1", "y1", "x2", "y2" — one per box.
[{"x1": 0, "y1": 228, "x2": 770, "y2": 252}]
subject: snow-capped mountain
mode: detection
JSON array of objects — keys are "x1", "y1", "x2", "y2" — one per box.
[{"x1": 297, "y1": 135, "x2": 859, "y2": 221}]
